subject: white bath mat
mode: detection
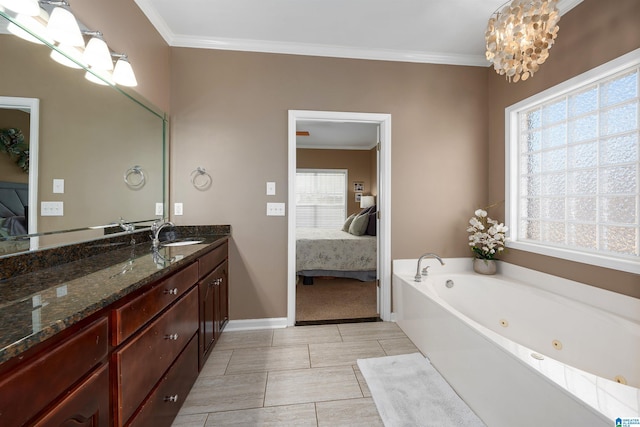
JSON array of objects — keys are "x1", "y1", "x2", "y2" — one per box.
[{"x1": 357, "y1": 352, "x2": 486, "y2": 427}]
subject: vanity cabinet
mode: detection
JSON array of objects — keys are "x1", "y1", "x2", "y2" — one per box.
[
  {"x1": 198, "y1": 241, "x2": 229, "y2": 369},
  {"x1": 0, "y1": 317, "x2": 109, "y2": 427},
  {"x1": 0, "y1": 236, "x2": 230, "y2": 427}
]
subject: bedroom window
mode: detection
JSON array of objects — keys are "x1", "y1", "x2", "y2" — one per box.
[
  {"x1": 505, "y1": 49, "x2": 640, "y2": 274},
  {"x1": 296, "y1": 169, "x2": 347, "y2": 228}
]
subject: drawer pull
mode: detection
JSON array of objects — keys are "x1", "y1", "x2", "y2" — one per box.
[
  {"x1": 164, "y1": 288, "x2": 178, "y2": 295},
  {"x1": 164, "y1": 334, "x2": 179, "y2": 340},
  {"x1": 164, "y1": 394, "x2": 179, "y2": 403}
]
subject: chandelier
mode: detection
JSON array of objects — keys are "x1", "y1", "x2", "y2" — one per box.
[{"x1": 485, "y1": 0, "x2": 561, "y2": 82}]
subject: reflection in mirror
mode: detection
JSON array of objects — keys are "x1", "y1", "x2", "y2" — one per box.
[
  {"x1": 0, "y1": 96, "x2": 39, "y2": 254},
  {"x1": 0, "y1": 12, "x2": 166, "y2": 258}
]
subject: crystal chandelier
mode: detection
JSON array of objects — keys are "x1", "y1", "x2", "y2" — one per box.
[{"x1": 485, "y1": 0, "x2": 561, "y2": 82}]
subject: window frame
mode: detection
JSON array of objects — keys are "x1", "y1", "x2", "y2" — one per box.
[
  {"x1": 295, "y1": 168, "x2": 348, "y2": 229},
  {"x1": 505, "y1": 48, "x2": 640, "y2": 274}
]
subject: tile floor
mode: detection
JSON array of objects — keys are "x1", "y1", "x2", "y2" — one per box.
[{"x1": 172, "y1": 322, "x2": 420, "y2": 426}]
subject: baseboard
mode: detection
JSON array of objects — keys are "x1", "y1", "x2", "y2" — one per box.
[{"x1": 225, "y1": 317, "x2": 288, "y2": 331}]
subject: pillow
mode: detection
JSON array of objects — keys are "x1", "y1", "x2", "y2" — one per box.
[
  {"x1": 348, "y1": 212, "x2": 369, "y2": 236},
  {"x1": 342, "y1": 213, "x2": 356, "y2": 232},
  {"x1": 365, "y1": 211, "x2": 377, "y2": 236}
]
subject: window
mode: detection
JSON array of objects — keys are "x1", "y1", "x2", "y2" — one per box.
[
  {"x1": 296, "y1": 169, "x2": 347, "y2": 228},
  {"x1": 506, "y1": 49, "x2": 640, "y2": 273}
]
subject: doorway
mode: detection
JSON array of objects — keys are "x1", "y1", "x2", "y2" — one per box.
[{"x1": 287, "y1": 110, "x2": 391, "y2": 327}]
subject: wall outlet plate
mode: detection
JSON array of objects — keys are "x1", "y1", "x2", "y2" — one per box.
[
  {"x1": 174, "y1": 202, "x2": 183, "y2": 215},
  {"x1": 266, "y1": 202, "x2": 286, "y2": 216},
  {"x1": 155, "y1": 202, "x2": 164, "y2": 216},
  {"x1": 41, "y1": 201, "x2": 63, "y2": 216}
]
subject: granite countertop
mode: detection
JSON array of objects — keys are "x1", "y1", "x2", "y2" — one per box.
[{"x1": 0, "y1": 226, "x2": 230, "y2": 364}]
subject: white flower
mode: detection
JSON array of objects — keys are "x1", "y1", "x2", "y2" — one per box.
[{"x1": 475, "y1": 209, "x2": 487, "y2": 217}]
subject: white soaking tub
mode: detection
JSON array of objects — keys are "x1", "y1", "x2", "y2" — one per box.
[{"x1": 393, "y1": 258, "x2": 640, "y2": 427}]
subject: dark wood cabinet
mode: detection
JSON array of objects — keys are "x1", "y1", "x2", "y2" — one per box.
[
  {"x1": 0, "y1": 317, "x2": 109, "y2": 427},
  {"x1": 198, "y1": 241, "x2": 229, "y2": 370},
  {"x1": 33, "y1": 364, "x2": 110, "y2": 427},
  {"x1": 115, "y1": 287, "x2": 199, "y2": 425},
  {"x1": 0, "y1": 237, "x2": 229, "y2": 427}
]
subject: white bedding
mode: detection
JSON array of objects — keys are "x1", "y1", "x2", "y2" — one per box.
[{"x1": 296, "y1": 227, "x2": 377, "y2": 273}]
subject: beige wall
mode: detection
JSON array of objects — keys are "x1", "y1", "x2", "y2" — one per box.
[
  {"x1": 72, "y1": 0, "x2": 171, "y2": 112},
  {"x1": 297, "y1": 148, "x2": 375, "y2": 215},
  {"x1": 487, "y1": 0, "x2": 640, "y2": 298},
  {"x1": 170, "y1": 50, "x2": 488, "y2": 319}
]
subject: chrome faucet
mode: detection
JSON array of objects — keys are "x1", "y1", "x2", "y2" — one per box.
[
  {"x1": 415, "y1": 253, "x2": 445, "y2": 282},
  {"x1": 151, "y1": 219, "x2": 174, "y2": 248}
]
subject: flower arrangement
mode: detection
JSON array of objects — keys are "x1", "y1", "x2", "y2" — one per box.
[{"x1": 467, "y1": 209, "x2": 508, "y2": 260}]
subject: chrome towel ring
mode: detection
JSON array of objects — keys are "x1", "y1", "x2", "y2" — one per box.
[
  {"x1": 124, "y1": 165, "x2": 145, "y2": 188},
  {"x1": 191, "y1": 167, "x2": 212, "y2": 190}
]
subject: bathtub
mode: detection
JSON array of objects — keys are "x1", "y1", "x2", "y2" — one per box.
[{"x1": 393, "y1": 258, "x2": 640, "y2": 427}]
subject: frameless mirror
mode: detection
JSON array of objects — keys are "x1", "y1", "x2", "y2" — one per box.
[{"x1": 0, "y1": 11, "x2": 166, "y2": 257}]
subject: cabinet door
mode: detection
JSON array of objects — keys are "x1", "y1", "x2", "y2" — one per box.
[
  {"x1": 216, "y1": 261, "x2": 229, "y2": 340},
  {"x1": 198, "y1": 261, "x2": 225, "y2": 369},
  {"x1": 33, "y1": 364, "x2": 109, "y2": 427}
]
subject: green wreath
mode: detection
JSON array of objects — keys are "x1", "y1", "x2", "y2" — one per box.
[{"x1": 0, "y1": 128, "x2": 29, "y2": 173}]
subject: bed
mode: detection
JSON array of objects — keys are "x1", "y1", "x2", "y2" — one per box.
[
  {"x1": 0, "y1": 181, "x2": 29, "y2": 254},
  {"x1": 296, "y1": 227, "x2": 377, "y2": 283}
]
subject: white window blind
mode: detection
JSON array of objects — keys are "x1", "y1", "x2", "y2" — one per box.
[
  {"x1": 296, "y1": 169, "x2": 347, "y2": 228},
  {"x1": 506, "y1": 51, "x2": 640, "y2": 273}
]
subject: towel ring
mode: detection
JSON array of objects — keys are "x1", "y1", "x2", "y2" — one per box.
[
  {"x1": 124, "y1": 165, "x2": 145, "y2": 188},
  {"x1": 190, "y1": 167, "x2": 212, "y2": 190}
]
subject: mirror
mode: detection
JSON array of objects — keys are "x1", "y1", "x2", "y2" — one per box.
[{"x1": 0, "y1": 11, "x2": 166, "y2": 257}]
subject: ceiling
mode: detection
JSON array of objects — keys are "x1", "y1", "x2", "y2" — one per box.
[
  {"x1": 135, "y1": 0, "x2": 581, "y2": 67},
  {"x1": 133, "y1": 0, "x2": 581, "y2": 148}
]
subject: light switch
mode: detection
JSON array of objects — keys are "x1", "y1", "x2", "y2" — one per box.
[
  {"x1": 53, "y1": 179, "x2": 64, "y2": 194},
  {"x1": 174, "y1": 202, "x2": 184, "y2": 216},
  {"x1": 266, "y1": 182, "x2": 276, "y2": 195},
  {"x1": 266, "y1": 202, "x2": 286, "y2": 216},
  {"x1": 155, "y1": 203, "x2": 164, "y2": 216}
]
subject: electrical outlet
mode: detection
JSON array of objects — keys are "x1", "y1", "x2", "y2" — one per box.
[
  {"x1": 266, "y1": 202, "x2": 286, "y2": 216},
  {"x1": 41, "y1": 201, "x2": 63, "y2": 216},
  {"x1": 174, "y1": 202, "x2": 184, "y2": 216},
  {"x1": 155, "y1": 203, "x2": 164, "y2": 216}
]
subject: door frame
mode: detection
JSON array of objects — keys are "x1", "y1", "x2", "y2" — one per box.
[{"x1": 287, "y1": 110, "x2": 392, "y2": 326}]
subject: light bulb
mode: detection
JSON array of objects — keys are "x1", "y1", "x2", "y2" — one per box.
[
  {"x1": 0, "y1": 0, "x2": 40, "y2": 16},
  {"x1": 47, "y1": 6, "x2": 84, "y2": 47},
  {"x1": 113, "y1": 57, "x2": 137, "y2": 87},
  {"x1": 83, "y1": 36, "x2": 113, "y2": 71},
  {"x1": 50, "y1": 44, "x2": 84, "y2": 69},
  {"x1": 7, "y1": 9, "x2": 52, "y2": 45}
]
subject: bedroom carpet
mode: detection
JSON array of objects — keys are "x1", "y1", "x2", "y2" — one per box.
[
  {"x1": 357, "y1": 353, "x2": 486, "y2": 427},
  {"x1": 296, "y1": 277, "x2": 378, "y2": 323}
]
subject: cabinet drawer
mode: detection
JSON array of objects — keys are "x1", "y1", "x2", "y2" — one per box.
[
  {"x1": 113, "y1": 262, "x2": 198, "y2": 345},
  {"x1": 0, "y1": 317, "x2": 108, "y2": 427},
  {"x1": 116, "y1": 288, "x2": 199, "y2": 426},
  {"x1": 128, "y1": 335, "x2": 199, "y2": 427},
  {"x1": 198, "y1": 241, "x2": 228, "y2": 278},
  {"x1": 33, "y1": 363, "x2": 110, "y2": 427}
]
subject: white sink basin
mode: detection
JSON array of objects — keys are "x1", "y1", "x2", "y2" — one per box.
[{"x1": 161, "y1": 239, "x2": 204, "y2": 247}]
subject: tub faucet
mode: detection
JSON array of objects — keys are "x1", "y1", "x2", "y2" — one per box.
[
  {"x1": 151, "y1": 219, "x2": 174, "y2": 248},
  {"x1": 415, "y1": 253, "x2": 445, "y2": 282}
]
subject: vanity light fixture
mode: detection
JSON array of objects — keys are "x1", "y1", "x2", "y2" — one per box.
[
  {"x1": 0, "y1": 0, "x2": 40, "y2": 16},
  {"x1": 44, "y1": 1, "x2": 84, "y2": 47},
  {"x1": 7, "y1": 8, "x2": 53, "y2": 45},
  {"x1": 82, "y1": 31, "x2": 113, "y2": 71},
  {"x1": 112, "y1": 54, "x2": 138, "y2": 87},
  {"x1": 50, "y1": 43, "x2": 83, "y2": 69},
  {"x1": 84, "y1": 68, "x2": 115, "y2": 86}
]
